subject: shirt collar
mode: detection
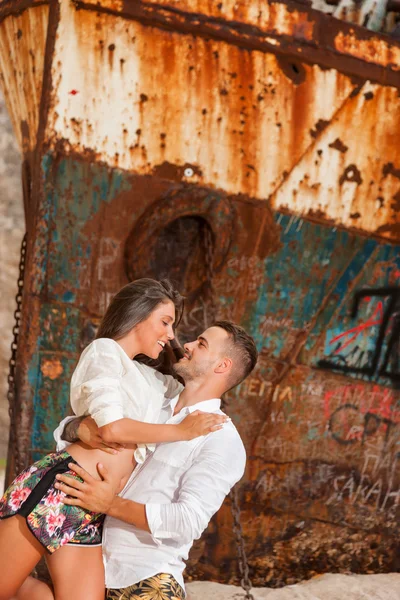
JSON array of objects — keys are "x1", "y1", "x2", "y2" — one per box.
[{"x1": 169, "y1": 396, "x2": 221, "y2": 415}]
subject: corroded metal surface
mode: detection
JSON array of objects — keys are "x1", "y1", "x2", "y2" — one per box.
[
  {"x1": 0, "y1": 0, "x2": 399, "y2": 587},
  {"x1": 271, "y1": 80, "x2": 400, "y2": 240},
  {"x1": 44, "y1": 0, "x2": 400, "y2": 240},
  {"x1": 0, "y1": 4, "x2": 49, "y2": 151},
  {"x1": 47, "y1": 2, "x2": 356, "y2": 202},
  {"x1": 79, "y1": 0, "x2": 400, "y2": 76},
  {"x1": 0, "y1": 0, "x2": 48, "y2": 22}
]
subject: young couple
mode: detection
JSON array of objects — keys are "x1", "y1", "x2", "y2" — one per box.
[{"x1": 0, "y1": 278, "x2": 257, "y2": 600}]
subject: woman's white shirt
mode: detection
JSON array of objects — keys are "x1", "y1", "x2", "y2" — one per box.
[{"x1": 69, "y1": 338, "x2": 183, "y2": 463}]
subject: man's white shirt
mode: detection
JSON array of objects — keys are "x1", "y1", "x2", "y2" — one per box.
[{"x1": 54, "y1": 395, "x2": 246, "y2": 591}]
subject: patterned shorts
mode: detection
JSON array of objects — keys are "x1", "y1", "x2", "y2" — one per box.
[
  {"x1": 106, "y1": 573, "x2": 186, "y2": 599},
  {"x1": 0, "y1": 450, "x2": 105, "y2": 554}
]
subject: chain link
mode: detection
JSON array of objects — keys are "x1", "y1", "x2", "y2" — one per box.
[
  {"x1": 230, "y1": 486, "x2": 254, "y2": 600},
  {"x1": 202, "y1": 223, "x2": 254, "y2": 600},
  {"x1": 7, "y1": 233, "x2": 27, "y2": 475}
]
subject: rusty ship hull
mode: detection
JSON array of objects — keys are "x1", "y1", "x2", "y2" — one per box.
[{"x1": 0, "y1": 0, "x2": 399, "y2": 585}]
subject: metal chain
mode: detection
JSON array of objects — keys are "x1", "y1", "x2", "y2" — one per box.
[
  {"x1": 230, "y1": 486, "x2": 254, "y2": 600},
  {"x1": 7, "y1": 233, "x2": 27, "y2": 475},
  {"x1": 203, "y1": 222, "x2": 254, "y2": 600}
]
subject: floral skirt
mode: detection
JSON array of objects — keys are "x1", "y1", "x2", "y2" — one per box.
[
  {"x1": 106, "y1": 573, "x2": 186, "y2": 599},
  {"x1": 0, "y1": 450, "x2": 104, "y2": 554}
]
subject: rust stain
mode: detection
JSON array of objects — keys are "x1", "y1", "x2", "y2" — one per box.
[
  {"x1": 382, "y1": 162, "x2": 400, "y2": 180},
  {"x1": 329, "y1": 138, "x2": 348, "y2": 153},
  {"x1": 20, "y1": 119, "x2": 30, "y2": 153},
  {"x1": 46, "y1": 6, "x2": 360, "y2": 212},
  {"x1": 334, "y1": 30, "x2": 400, "y2": 73},
  {"x1": 339, "y1": 164, "x2": 363, "y2": 186},
  {"x1": 0, "y1": 3, "x2": 49, "y2": 151},
  {"x1": 391, "y1": 189, "x2": 400, "y2": 212},
  {"x1": 310, "y1": 119, "x2": 330, "y2": 139},
  {"x1": 0, "y1": 0, "x2": 49, "y2": 23},
  {"x1": 73, "y1": 0, "x2": 400, "y2": 88},
  {"x1": 271, "y1": 84, "x2": 400, "y2": 240},
  {"x1": 40, "y1": 358, "x2": 64, "y2": 380}
]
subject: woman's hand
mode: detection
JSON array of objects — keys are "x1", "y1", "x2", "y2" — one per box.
[
  {"x1": 78, "y1": 417, "x2": 125, "y2": 455},
  {"x1": 177, "y1": 411, "x2": 229, "y2": 440}
]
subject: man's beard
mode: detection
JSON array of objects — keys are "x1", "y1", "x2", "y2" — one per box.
[{"x1": 174, "y1": 358, "x2": 210, "y2": 382}]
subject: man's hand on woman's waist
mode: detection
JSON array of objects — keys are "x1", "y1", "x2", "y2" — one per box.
[{"x1": 54, "y1": 461, "x2": 150, "y2": 531}]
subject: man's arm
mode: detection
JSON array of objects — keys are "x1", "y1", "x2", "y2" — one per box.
[
  {"x1": 55, "y1": 426, "x2": 246, "y2": 544},
  {"x1": 145, "y1": 428, "x2": 246, "y2": 545},
  {"x1": 54, "y1": 461, "x2": 150, "y2": 531},
  {"x1": 108, "y1": 496, "x2": 150, "y2": 531}
]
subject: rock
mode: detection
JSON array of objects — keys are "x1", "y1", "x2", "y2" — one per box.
[{"x1": 186, "y1": 573, "x2": 400, "y2": 599}]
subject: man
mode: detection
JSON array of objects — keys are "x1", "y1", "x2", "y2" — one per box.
[{"x1": 25, "y1": 320, "x2": 257, "y2": 600}]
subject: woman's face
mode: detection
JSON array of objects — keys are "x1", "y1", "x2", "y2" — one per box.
[{"x1": 135, "y1": 300, "x2": 176, "y2": 359}]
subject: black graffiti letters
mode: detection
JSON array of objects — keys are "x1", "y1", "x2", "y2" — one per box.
[{"x1": 319, "y1": 287, "x2": 400, "y2": 384}]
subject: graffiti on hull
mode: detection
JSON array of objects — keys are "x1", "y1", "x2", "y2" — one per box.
[{"x1": 318, "y1": 287, "x2": 400, "y2": 384}]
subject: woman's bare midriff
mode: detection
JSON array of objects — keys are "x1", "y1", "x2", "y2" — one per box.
[{"x1": 67, "y1": 442, "x2": 137, "y2": 494}]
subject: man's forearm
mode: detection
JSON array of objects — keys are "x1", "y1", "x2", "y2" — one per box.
[
  {"x1": 107, "y1": 496, "x2": 150, "y2": 532},
  {"x1": 62, "y1": 416, "x2": 85, "y2": 442}
]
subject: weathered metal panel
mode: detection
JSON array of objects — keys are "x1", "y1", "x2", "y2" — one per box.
[
  {"x1": 226, "y1": 364, "x2": 399, "y2": 585},
  {"x1": 244, "y1": 213, "x2": 400, "y2": 379},
  {"x1": 46, "y1": 1, "x2": 356, "y2": 200},
  {"x1": 40, "y1": 153, "x2": 133, "y2": 312},
  {"x1": 83, "y1": 0, "x2": 400, "y2": 74},
  {"x1": 29, "y1": 302, "x2": 82, "y2": 459},
  {"x1": 271, "y1": 81, "x2": 400, "y2": 241},
  {"x1": 43, "y1": 1, "x2": 400, "y2": 240},
  {"x1": 245, "y1": 216, "x2": 372, "y2": 360},
  {"x1": 0, "y1": 4, "x2": 48, "y2": 151},
  {"x1": 304, "y1": 243, "x2": 400, "y2": 383}
]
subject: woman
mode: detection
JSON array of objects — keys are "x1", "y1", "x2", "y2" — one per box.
[{"x1": 0, "y1": 279, "x2": 226, "y2": 600}]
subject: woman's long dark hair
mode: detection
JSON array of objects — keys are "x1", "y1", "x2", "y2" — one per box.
[{"x1": 96, "y1": 278, "x2": 184, "y2": 376}]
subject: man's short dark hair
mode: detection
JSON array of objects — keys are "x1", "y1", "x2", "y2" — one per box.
[{"x1": 213, "y1": 320, "x2": 258, "y2": 390}]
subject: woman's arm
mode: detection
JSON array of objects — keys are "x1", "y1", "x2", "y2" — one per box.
[
  {"x1": 62, "y1": 416, "x2": 86, "y2": 442},
  {"x1": 62, "y1": 416, "x2": 126, "y2": 454},
  {"x1": 99, "y1": 411, "x2": 228, "y2": 445}
]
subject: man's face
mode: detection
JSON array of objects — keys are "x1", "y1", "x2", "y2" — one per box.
[{"x1": 174, "y1": 326, "x2": 230, "y2": 382}]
